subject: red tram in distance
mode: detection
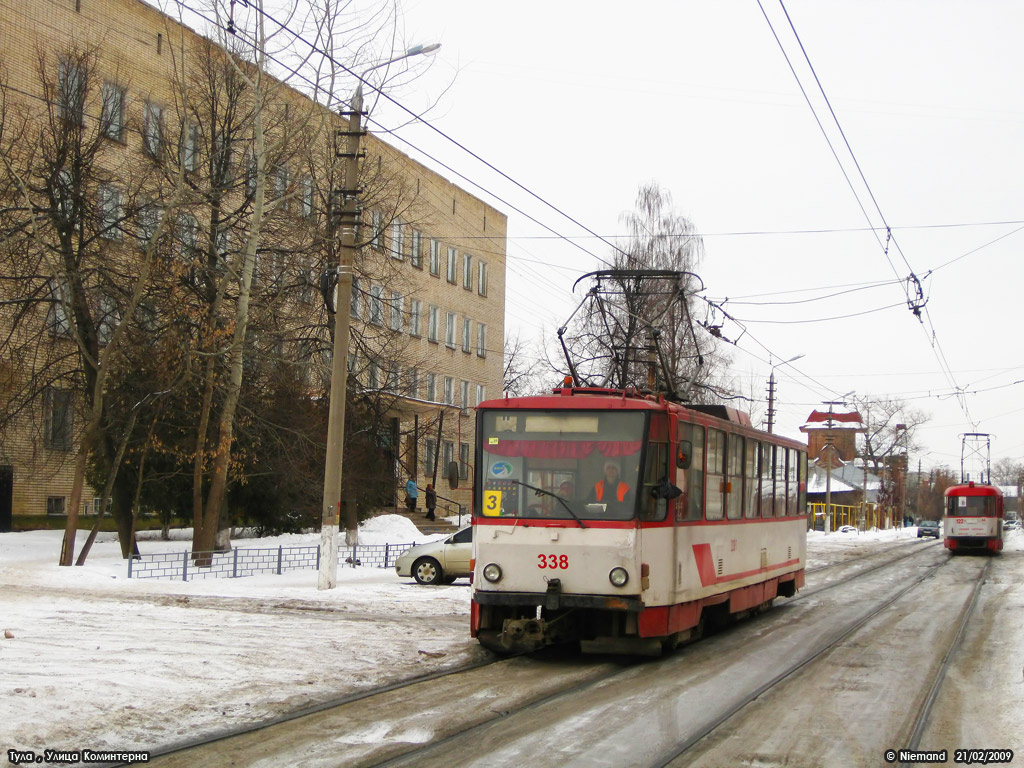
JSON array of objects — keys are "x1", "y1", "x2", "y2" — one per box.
[
  {"x1": 470, "y1": 386, "x2": 808, "y2": 655},
  {"x1": 943, "y1": 482, "x2": 1004, "y2": 553}
]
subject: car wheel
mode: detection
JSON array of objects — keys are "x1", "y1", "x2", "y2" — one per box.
[{"x1": 413, "y1": 557, "x2": 444, "y2": 585}]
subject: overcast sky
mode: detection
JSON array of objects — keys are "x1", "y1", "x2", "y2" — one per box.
[
  {"x1": 168, "y1": 0, "x2": 1024, "y2": 474},
  {"x1": 374, "y1": 0, "x2": 1022, "y2": 474}
]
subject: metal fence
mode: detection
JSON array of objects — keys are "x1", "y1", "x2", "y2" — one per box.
[{"x1": 127, "y1": 541, "x2": 419, "y2": 581}]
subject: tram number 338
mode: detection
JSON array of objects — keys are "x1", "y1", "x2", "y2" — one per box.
[{"x1": 537, "y1": 554, "x2": 569, "y2": 569}]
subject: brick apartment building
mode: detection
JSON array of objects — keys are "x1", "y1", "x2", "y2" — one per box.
[{"x1": 0, "y1": 0, "x2": 505, "y2": 531}]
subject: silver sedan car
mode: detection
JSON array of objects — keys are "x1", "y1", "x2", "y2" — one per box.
[{"x1": 394, "y1": 526, "x2": 473, "y2": 585}]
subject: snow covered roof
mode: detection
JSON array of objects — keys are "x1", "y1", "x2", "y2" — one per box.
[
  {"x1": 807, "y1": 464, "x2": 882, "y2": 497},
  {"x1": 799, "y1": 409, "x2": 865, "y2": 432},
  {"x1": 807, "y1": 470, "x2": 858, "y2": 494}
]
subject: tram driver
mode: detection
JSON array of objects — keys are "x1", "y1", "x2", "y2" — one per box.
[{"x1": 588, "y1": 460, "x2": 633, "y2": 515}]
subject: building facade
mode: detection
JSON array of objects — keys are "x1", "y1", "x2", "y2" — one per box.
[{"x1": 0, "y1": 0, "x2": 505, "y2": 530}]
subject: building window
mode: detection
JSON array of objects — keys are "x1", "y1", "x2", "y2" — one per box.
[
  {"x1": 442, "y1": 441, "x2": 454, "y2": 473},
  {"x1": 46, "y1": 281, "x2": 71, "y2": 337},
  {"x1": 97, "y1": 294, "x2": 119, "y2": 345},
  {"x1": 461, "y1": 318, "x2": 471, "y2": 353},
  {"x1": 411, "y1": 230, "x2": 422, "y2": 268},
  {"x1": 177, "y1": 212, "x2": 198, "y2": 259},
  {"x1": 429, "y1": 239, "x2": 440, "y2": 276},
  {"x1": 445, "y1": 311, "x2": 456, "y2": 348},
  {"x1": 368, "y1": 361, "x2": 379, "y2": 390},
  {"x1": 245, "y1": 153, "x2": 258, "y2": 198},
  {"x1": 390, "y1": 292, "x2": 404, "y2": 332},
  {"x1": 409, "y1": 298, "x2": 421, "y2": 337},
  {"x1": 274, "y1": 165, "x2": 289, "y2": 206},
  {"x1": 391, "y1": 219, "x2": 404, "y2": 259},
  {"x1": 137, "y1": 202, "x2": 162, "y2": 249},
  {"x1": 424, "y1": 438, "x2": 436, "y2": 475},
  {"x1": 100, "y1": 82, "x2": 125, "y2": 141},
  {"x1": 370, "y1": 210, "x2": 382, "y2": 249},
  {"x1": 463, "y1": 253, "x2": 473, "y2": 290},
  {"x1": 407, "y1": 367, "x2": 419, "y2": 398},
  {"x1": 477, "y1": 322, "x2": 487, "y2": 358},
  {"x1": 369, "y1": 284, "x2": 384, "y2": 326},
  {"x1": 216, "y1": 227, "x2": 231, "y2": 261},
  {"x1": 143, "y1": 102, "x2": 164, "y2": 158},
  {"x1": 475, "y1": 384, "x2": 486, "y2": 407},
  {"x1": 444, "y1": 376, "x2": 454, "y2": 404},
  {"x1": 446, "y1": 246, "x2": 457, "y2": 284},
  {"x1": 478, "y1": 261, "x2": 489, "y2": 296},
  {"x1": 300, "y1": 177, "x2": 314, "y2": 218},
  {"x1": 44, "y1": 387, "x2": 73, "y2": 451},
  {"x1": 426, "y1": 372, "x2": 437, "y2": 402},
  {"x1": 428, "y1": 306, "x2": 439, "y2": 343},
  {"x1": 98, "y1": 185, "x2": 123, "y2": 240},
  {"x1": 459, "y1": 442, "x2": 470, "y2": 479},
  {"x1": 181, "y1": 123, "x2": 200, "y2": 172},
  {"x1": 350, "y1": 276, "x2": 362, "y2": 319},
  {"x1": 57, "y1": 58, "x2": 84, "y2": 124},
  {"x1": 460, "y1": 380, "x2": 469, "y2": 410},
  {"x1": 47, "y1": 496, "x2": 67, "y2": 516}
]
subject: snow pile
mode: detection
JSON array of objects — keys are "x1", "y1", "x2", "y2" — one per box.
[{"x1": 357, "y1": 513, "x2": 441, "y2": 545}]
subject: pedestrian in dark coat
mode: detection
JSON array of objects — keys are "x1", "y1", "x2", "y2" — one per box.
[{"x1": 425, "y1": 484, "x2": 437, "y2": 521}]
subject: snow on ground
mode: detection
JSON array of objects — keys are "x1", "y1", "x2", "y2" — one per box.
[{"x1": 0, "y1": 521, "x2": 1018, "y2": 765}]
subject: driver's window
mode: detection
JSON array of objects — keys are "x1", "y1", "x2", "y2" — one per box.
[{"x1": 640, "y1": 441, "x2": 670, "y2": 521}]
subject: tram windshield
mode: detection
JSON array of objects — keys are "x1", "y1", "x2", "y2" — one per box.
[
  {"x1": 478, "y1": 410, "x2": 645, "y2": 521},
  {"x1": 947, "y1": 495, "x2": 995, "y2": 517}
]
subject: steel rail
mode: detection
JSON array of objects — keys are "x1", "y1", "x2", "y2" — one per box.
[
  {"x1": 366, "y1": 543, "x2": 944, "y2": 768},
  {"x1": 649, "y1": 549, "x2": 955, "y2": 767},
  {"x1": 899, "y1": 558, "x2": 992, "y2": 766},
  {"x1": 120, "y1": 541, "x2": 941, "y2": 768}
]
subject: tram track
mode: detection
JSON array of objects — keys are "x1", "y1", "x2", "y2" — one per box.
[
  {"x1": 125, "y1": 540, "x2": 945, "y2": 768},
  {"x1": 657, "y1": 550, "x2": 994, "y2": 768},
  {"x1": 805, "y1": 535, "x2": 926, "y2": 575},
  {"x1": 653, "y1": 546, "x2": 962, "y2": 767},
  {"x1": 899, "y1": 558, "x2": 992, "y2": 767}
]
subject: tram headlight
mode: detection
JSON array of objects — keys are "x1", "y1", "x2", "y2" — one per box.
[
  {"x1": 609, "y1": 567, "x2": 629, "y2": 587},
  {"x1": 482, "y1": 563, "x2": 503, "y2": 583}
]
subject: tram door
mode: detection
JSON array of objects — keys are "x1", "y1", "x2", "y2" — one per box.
[{"x1": 638, "y1": 414, "x2": 674, "y2": 603}]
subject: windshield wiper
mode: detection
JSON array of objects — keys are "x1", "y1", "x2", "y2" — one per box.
[{"x1": 509, "y1": 479, "x2": 587, "y2": 529}]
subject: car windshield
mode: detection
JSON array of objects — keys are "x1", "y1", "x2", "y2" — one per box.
[
  {"x1": 921, "y1": 521, "x2": 938, "y2": 527},
  {"x1": 478, "y1": 409, "x2": 646, "y2": 521}
]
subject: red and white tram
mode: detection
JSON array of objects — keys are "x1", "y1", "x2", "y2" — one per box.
[
  {"x1": 470, "y1": 386, "x2": 808, "y2": 655},
  {"x1": 943, "y1": 482, "x2": 1004, "y2": 554}
]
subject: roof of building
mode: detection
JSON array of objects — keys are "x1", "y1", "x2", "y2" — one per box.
[{"x1": 799, "y1": 409, "x2": 865, "y2": 432}]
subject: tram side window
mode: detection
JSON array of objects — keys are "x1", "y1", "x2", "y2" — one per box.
[
  {"x1": 678, "y1": 423, "x2": 705, "y2": 521},
  {"x1": 706, "y1": 428, "x2": 725, "y2": 521},
  {"x1": 760, "y1": 442, "x2": 773, "y2": 517},
  {"x1": 786, "y1": 448, "x2": 799, "y2": 516},
  {"x1": 774, "y1": 446, "x2": 787, "y2": 516},
  {"x1": 798, "y1": 451, "x2": 808, "y2": 514},
  {"x1": 745, "y1": 439, "x2": 760, "y2": 518},
  {"x1": 727, "y1": 435, "x2": 743, "y2": 519}
]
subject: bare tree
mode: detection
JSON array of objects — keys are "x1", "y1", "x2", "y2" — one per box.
[
  {"x1": 0, "y1": 45, "x2": 182, "y2": 562},
  {"x1": 503, "y1": 332, "x2": 543, "y2": 397},
  {"x1": 556, "y1": 183, "x2": 729, "y2": 400},
  {"x1": 991, "y1": 458, "x2": 1024, "y2": 488}
]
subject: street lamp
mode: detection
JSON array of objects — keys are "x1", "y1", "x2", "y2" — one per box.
[
  {"x1": 766, "y1": 354, "x2": 804, "y2": 434},
  {"x1": 319, "y1": 44, "x2": 441, "y2": 591}
]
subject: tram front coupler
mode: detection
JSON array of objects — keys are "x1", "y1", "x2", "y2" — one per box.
[{"x1": 496, "y1": 617, "x2": 548, "y2": 653}]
